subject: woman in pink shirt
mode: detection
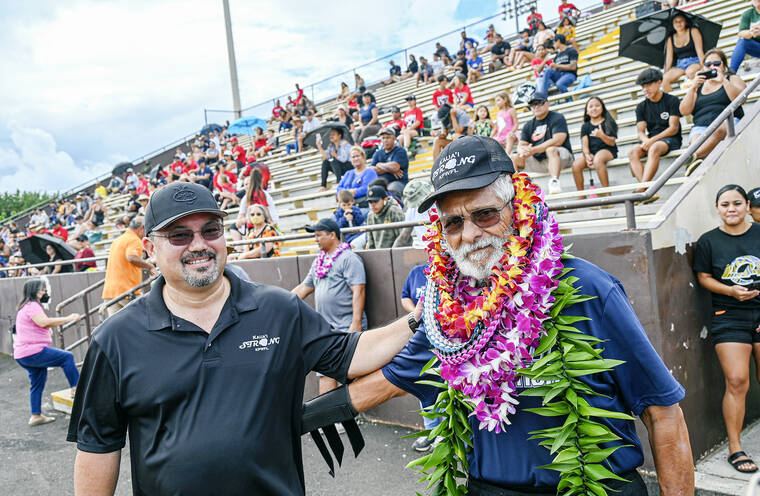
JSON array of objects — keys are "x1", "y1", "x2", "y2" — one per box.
[{"x1": 14, "y1": 279, "x2": 80, "y2": 426}]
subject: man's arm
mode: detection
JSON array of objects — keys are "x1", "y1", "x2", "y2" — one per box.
[
  {"x1": 650, "y1": 115, "x2": 681, "y2": 142},
  {"x1": 347, "y1": 316, "x2": 415, "y2": 378},
  {"x1": 531, "y1": 132, "x2": 568, "y2": 155},
  {"x1": 348, "y1": 284, "x2": 365, "y2": 332},
  {"x1": 349, "y1": 367, "x2": 408, "y2": 411},
  {"x1": 126, "y1": 254, "x2": 154, "y2": 271},
  {"x1": 640, "y1": 404, "x2": 694, "y2": 495},
  {"x1": 74, "y1": 450, "x2": 121, "y2": 496},
  {"x1": 292, "y1": 283, "x2": 315, "y2": 299}
]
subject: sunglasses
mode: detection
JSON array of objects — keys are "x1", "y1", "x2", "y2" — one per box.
[
  {"x1": 440, "y1": 203, "x2": 510, "y2": 235},
  {"x1": 529, "y1": 100, "x2": 547, "y2": 108},
  {"x1": 249, "y1": 212, "x2": 264, "y2": 217},
  {"x1": 704, "y1": 61, "x2": 722, "y2": 67},
  {"x1": 152, "y1": 224, "x2": 224, "y2": 246}
]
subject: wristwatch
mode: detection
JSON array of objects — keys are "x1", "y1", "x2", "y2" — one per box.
[{"x1": 407, "y1": 312, "x2": 421, "y2": 333}]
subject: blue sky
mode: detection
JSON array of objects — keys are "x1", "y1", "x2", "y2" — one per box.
[{"x1": 0, "y1": 0, "x2": 598, "y2": 193}]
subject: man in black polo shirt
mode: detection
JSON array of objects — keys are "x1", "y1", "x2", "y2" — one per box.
[
  {"x1": 488, "y1": 33, "x2": 510, "y2": 72},
  {"x1": 67, "y1": 182, "x2": 421, "y2": 496},
  {"x1": 628, "y1": 68, "x2": 682, "y2": 194}
]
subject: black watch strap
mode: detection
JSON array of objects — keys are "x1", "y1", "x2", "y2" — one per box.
[{"x1": 407, "y1": 312, "x2": 421, "y2": 332}]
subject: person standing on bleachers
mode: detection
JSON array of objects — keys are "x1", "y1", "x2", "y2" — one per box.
[
  {"x1": 628, "y1": 68, "x2": 682, "y2": 196},
  {"x1": 511, "y1": 91, "x2": 574, "y2": 194},
  {"x1": 371, "y1": 128, "x2": 409, "y2": 193},
  {"x1": 536, "y1": 34, "x2": 578, "y2": 100},
  {"x1": 526, "y1": 6, "x2": 543, "y2": 35},
  {"x1": 662, "y1": 12, "x2": 705, "y2": 93},
  {"x1": 730, "y1": 0, "x2": 760, "y2": 73},
  {"x1": 679, "y1": 48, "x2": 746, "y2": 174}
]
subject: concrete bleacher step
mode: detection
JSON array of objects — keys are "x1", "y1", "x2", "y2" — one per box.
[{"x1": 51, "y1": 387, "x2": 75, "y2": 414}]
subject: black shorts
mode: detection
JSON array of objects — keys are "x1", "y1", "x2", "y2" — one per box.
[
  {"x1": 659, "y1": 136, "x2": 681, "y2": 154},
  {"x1": 711, "y1": 307, "x2": 760, "y2": 345}
]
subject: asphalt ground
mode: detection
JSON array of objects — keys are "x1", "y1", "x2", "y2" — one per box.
[{"x1": 0, "y1": 353, "x2": 428, "y2": 496}]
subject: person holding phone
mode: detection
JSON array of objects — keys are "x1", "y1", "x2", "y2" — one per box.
[
  {"x1": 679, "y1": 49, "x2": 746, "y2": 174},
  {"x1": 693, "y1": 184, "x2": 760, "y2": 474}
]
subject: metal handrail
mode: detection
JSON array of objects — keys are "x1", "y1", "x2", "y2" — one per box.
[
  {"x1": 54, "y1": 277, "x2": 106, "y2": 349},
  {"x1": 56, "y1": 278, "x2": 105, "y2": 313},
  {"x1": 0, "y1": 255, "x2": 108, "y2": 273},
  {"x1": 548, "y1": 73, "x2": 760, "y2": 228}
]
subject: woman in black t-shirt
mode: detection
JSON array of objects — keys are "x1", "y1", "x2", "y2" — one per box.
[
  {"x1": 693, "y1": 184, "x2": 760, "y2": 474},
  {"x1": 680, "y1": 49, "x2": 746, "y2": 170},
  {"x1": 572, "y1": 96, "x2": 618, "y2": 196}
]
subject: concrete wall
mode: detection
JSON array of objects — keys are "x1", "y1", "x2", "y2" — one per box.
[{"x1": 0, "y1": 232, "x2": 750, "y2": 468}]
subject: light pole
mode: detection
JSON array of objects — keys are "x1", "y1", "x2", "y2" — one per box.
[
  {"x1": 222, "y1": 0, "x2": 242, "y2": 119},
  {"x1": 503, "y1": 0, "x2": 537, "y2": 35}
]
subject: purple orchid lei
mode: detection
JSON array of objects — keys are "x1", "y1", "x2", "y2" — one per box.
[{"x1": 313, "y1": 242, "x2": 350, "y2": 279}]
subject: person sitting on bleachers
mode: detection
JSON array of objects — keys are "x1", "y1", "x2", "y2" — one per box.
[
  {"x1": 401, "y1": 94, "x2": 424, "y2": 149},
  {"x1": 317, "y1": 128, "x2": 352, "y2": 192},
  {"x1": 333, "y1": 189, "x2": 366, "y2": 249},
  {"x1": 352, "y1": 92, "x2": 381, "y2": 144},
  {"x1": 730, "y1": 0, "x2": 760, "y2": 73},
  {"x1": 336, "y1": 82, "x2": 350, "y2": 104},
  {"x1": 205, "y1": 140, "x2": 219, "y2": 164},
  {"x1": 679, "y1": 48, "x2": 746, "y2": 174},
  {"x1": 336, "y1": 146, "x2": 378, "y2": 207},
  {"x1": 433, "y1": 103, "x2": 472, "y2": 161},
  {"x1": 508, "y1": 29, "x2": 534, "y2": 69},
  {"x1": 297, "y1": 110, "x2": 321, "y2": 152},
  {"x1": 531, "y1": 44, "x2": 552, "y2": 80},
  {"x1": 254, "y1": 129, "x2": 279, "y2": 159},
  {"x1": 107, "y1": 173, "x2": 124, "y2": 193},
  {"x1": 383, "y1": 60, "x2": 402, "y2": 86},
  {"x1": 450, "y1": 73, "x2": 474, "y2": 110},
  {"x1": 536, "y1": 34, "x2": 578, "y2": 99},
  {"x1": 573, "y1": 96, "x2": 618, "y2": 197},
  {"x1": 447, "y1": 50, "x2": 469, "y2": 80},
  {"x1": 473, "y1": 105, "x2": 494, "y2": 137},
  {"x1": 434, "y1": 42, "x2": 452, "y2": 65},
  {"x1": 371, "y1": 128, "x2": 409, "y2": 192},
  {"x1": 511, "y1": 90, "x2": 574, "y2": 194},
  {"x1": 228, "y1": 204, "x2": 280, "y2": 260},
  {"x1": 213, "y1": 164, "x2": 239, "y2": 210},
  {"x1": 285, "y1": 116, "x2": 303, "y2": 154},
  {"x1": 194, "y1": 158, "x2": 214, "y2": 190},
  {"x1": 629, "y1": 68, "x2": 682, "y2": 194},
  {"x1": 466, "y1": 48, "x2": 485, "y2": 84},
  {"x1": 229, "y1": 136, "x2": 247, "y2": 166},
  {"x1": 402, "y1": 54, "x2": 418, "y2": 81},
  {"x1": 381, "y1": 106, "x2": 405, "y2": 139},
  {"x1": 488, "y1": 33, "x2": 510, "y2": 72},
  {"x1": 415, "y1": 56, "x2": 433, "y2": 87},
  {"x1": 366, "y1": 185, "x2": 405, "y2": 249},
  {"x1": 556, "y1": 16, "x2": 579, "y2": 51},
  {"x1": 533, "y1": 20, "x2": 554, "y2": 52},
  {"x1": 662, "y1": 12, "x2": 705, "y2": 93},
  {"x1": 480, "y1": 24, "x2": 496, "y2": 54},
  {"x1": 270, "y1": 99, "x2": 284, "y2": 123},
  {"x1": 432, "y1": 75, "x2": 454, "y2": 110},
  {"x1": 526, "y1": 6, "x2": 543, "y2": 35}
]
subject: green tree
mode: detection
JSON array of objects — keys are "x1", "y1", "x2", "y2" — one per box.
[{"x1": 0, "y1": 190, "x2": 57, "y2": 222}]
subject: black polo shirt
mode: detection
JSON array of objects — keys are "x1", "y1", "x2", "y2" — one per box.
[{"x1": 67, "y1": 268, "x2": 360, "y2": 496}]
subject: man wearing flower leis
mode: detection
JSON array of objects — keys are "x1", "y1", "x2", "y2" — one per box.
[{"x1": 347, "y1": 136, "x2": 694, "y2": 495}]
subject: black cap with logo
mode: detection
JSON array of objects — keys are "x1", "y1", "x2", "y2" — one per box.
[
  {"x1": 749, "y1": 187, "x2": 760, "y2": 208},
  {"x1": 305, "y1": 218, "x2": 341, "y2": 237},
  {"x1": 418, "y1": 135, "x2": 515, "y2": 213},
  {"x1": 367, "y1": 185, "x2": 388, "y2": 202},
  {"x1": 144, "y1": 182, "x2": 228, "y2": 234}
]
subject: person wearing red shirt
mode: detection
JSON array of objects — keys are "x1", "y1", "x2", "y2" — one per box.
[
  {"x1": 526, "y1": 7, "x2": 543, "y2": 34},
  {"x1": 558, "y1": 2, "x2": 578, "y2": 20},
  {"x1": 135, "y1": 173, "x2": 150, "y2": 195},
  {"x1": 271, "y1": 100, "x2": 283, "y2": 121},
  {"x1": 73, "y1": 235, "x2": 96, "y2": 271},
  {"x1": 293, "y1": 83, "x2": 304, "y2": 107},
  {"x1": 381, "y1": 106, "x2": 405, "y2": 138},
  {"x1": 451, "y1": 73, "x2": 474, "y2": 110},
  {"x1": 401, "y1": 94, "x2": 424, "y2": 149},
  {"x1": 169, "y1": 157, "x2": 184, "y2": 180},
  {"x1": 432, "y1": 75, "x2": 454, "y2": 109},
  {"x1": 229, "y1": 137, "x2": 246, "y2": 164},
  {"x1": 51, "y1": 221, "x2": 68, "y2": 242},
  {"x1": 253, "y1": 128, "x2": 267, "y2": 149}
]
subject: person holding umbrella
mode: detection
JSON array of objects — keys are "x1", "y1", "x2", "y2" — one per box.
[
  {"x1": 317, "y1": 127, "x2": 352, "y2": 192},
  {"x1": 662, "y1": 12, "x2": 705, "y2": 92}
]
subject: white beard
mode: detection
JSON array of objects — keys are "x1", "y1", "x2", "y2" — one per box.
[{"x1": 447, "y1": 234, "x2": 507, "y2": 282}]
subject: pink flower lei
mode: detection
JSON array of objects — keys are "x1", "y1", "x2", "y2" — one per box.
[
  {"x1": 313, "y1": 242, "x2": 351, "y2": 279},
  {"x1": 422, "y1": 173, "x2": 565, "y2": 432}
]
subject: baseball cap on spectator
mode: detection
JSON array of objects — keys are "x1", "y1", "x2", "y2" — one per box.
[
  {"x1": 378, "y1": 127, "x2": 396, "y2": 137},
  {"x1": 636, "y1": 68, "x2": 664, "y2": 86},
  {"x1": 529, "y1": 90, "x2": 549, "y2": 105},
  {"x1": 749, "y1": 187, "x2": 760, "y2": 207},
  {"x1": 367, "y1": 185, "x2": 388, "y2": 203},
  {"x1": 230, "y1": 137, "x2": 238, "y2": 143},
  {"x1": 403, "y1": 179, "x2": 434, "y2": 210},
  {"x1": 437, "y1": 103, "x2": 453, "y2": 127},
  {"x1": 305, "y1": 218, "x2": 341, "y2": 237},
  {"x1": 137, "y1": 194, "x2": 149, "y2": 202},
  {"x1": 405, "y1": 94, "x2": 416, "y2": 101},
  {"x1": 144, "y1": 182, "x2": 227, "y2": 234},
  {"x1": 224, "y1": 150, "x2": 233, "y2": 156},
  {"x1": 418, "y1": 135, "x2": 515, "y2": 213},
  {"x1": 554, "y1": 33, "x2": 567, "y2": 45},
  {"x1": 390, "y1": 105, "x2": 401, "y2": 113}
]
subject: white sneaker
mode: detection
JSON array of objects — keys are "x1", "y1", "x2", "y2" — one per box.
[{"x1": 548, "y1": 178, "x2": 562, "y2": 195}]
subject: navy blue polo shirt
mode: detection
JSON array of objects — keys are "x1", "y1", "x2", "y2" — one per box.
[
  {"x1": 67, "y1": 268, "x2": 360, "y2": 496},
  {"x1": 383, "y1": 257, "x2": 685, "y2": 489},
  {"x1": 371, "y1": 145, "x2": 409, "y2": 184}
]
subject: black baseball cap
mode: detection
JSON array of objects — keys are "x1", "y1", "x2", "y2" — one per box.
[
  {"x1": 418, "y1": 135, "x2": 515, "y2": 213},
  {"x1": 749, "y1": 187, "x2": 760, "y2": 208},
  {"x1": 305, "y1": 218, "x2": 340, "y2": 237},
  {"x1": 405, "y1": 94, "x2": 416, "y2": 101},
  {"x1": 437, "y1": 103, "x2": 453, "y2": 127},
  {"x1": 367, "y1": 185, "x2": 388, "y2": 202},
  {"x1": 529, "y1": 90, "x2": 549, "y2": 104},
  {"x1": 144, "y1": 182, "x2": 228, "y2": 234}
]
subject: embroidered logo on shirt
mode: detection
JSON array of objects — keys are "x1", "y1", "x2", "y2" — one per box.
[
  {"x1": 239, "y1": 334, "x2": 280, "y2": 351},
  {"x1": 721, "y1": 255, "x2": 760, "y2": 286},
  {"x1": 660, "y1": 112, "x2": 670, "y2": 120}
]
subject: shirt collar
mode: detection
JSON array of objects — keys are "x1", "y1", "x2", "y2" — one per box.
[{"x1": 145, "y1": 266, "x2": 258, "y2": 332}]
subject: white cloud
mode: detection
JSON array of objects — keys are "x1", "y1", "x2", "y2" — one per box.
[{"x1": 0, "y1": 121, "x2": 115, "y2": 193}]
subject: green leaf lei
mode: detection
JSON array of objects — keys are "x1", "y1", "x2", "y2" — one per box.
[{"x1": 408, "y1": 258, "x2": 633, "y2": 496}]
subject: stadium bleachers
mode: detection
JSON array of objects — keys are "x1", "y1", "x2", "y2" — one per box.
[{"x1": 55, "y1": 0, "x2": 760, "y2": 260}]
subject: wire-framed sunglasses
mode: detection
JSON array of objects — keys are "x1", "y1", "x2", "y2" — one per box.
[
  {"x1": 152, "y1": 224, "x2": 224, "y2": 246},
  {"x1": 440, "y1": 203, "x2": 510, "y2": 235}
]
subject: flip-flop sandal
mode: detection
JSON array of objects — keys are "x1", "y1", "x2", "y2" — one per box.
[
  {"x1": 29, "y1": 415, "x2": 56, "y2": 427},
  {"x1": 728, "y1": 451, "x2": 759, "y2": 473}
]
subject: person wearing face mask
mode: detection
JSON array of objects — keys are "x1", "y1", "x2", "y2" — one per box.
[
  {"x1": 693, "y1": 184, "x2": 760, "y2": 474},
  {"x1": 14, "y1": 279, "x2": 81, "y2": 426}
]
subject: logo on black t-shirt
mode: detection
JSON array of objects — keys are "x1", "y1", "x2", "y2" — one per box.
[
  {"x1": 239, "y1": 333, "x2": 281, "y2": 351},
  {"x1": 722, "y1": 255, "x2": 760, "y2": 286},
  {"x1": 531, "y1": 124, "x2": 548, "y2": 142},
  {"x1": 660, "y1": 112, "x2": 670, "y2": 120}
]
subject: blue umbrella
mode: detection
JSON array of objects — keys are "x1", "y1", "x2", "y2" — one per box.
[
  {"x1": 200, "y1": 123, "x2": 223, "y2": 135},
  {"x1": 227, "y1": 117, "x2": 268, "y2": 136}
]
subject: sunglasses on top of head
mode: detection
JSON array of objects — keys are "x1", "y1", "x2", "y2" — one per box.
[
  {"x1": 440, "y1": 203, "x2": 509, "y2": 235},
  {"x1": 152, "y1": 224, "x2": 224, "y2": 246}
]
